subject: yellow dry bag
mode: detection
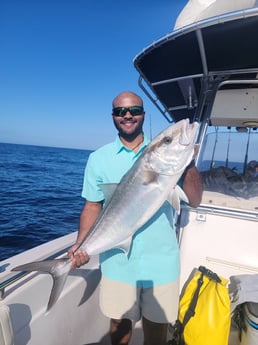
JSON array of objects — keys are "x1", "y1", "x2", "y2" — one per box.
[{"x1": 169, "y1": 266, "x2": 231, "y2": 345}]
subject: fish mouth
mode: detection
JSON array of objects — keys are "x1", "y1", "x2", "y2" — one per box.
[{"x1": 179, "y1": 119, "x2": 199, "y2": 146}]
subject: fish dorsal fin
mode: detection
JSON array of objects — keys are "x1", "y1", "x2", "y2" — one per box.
[
  {"x1": 143, "y1": 170, "x2": 159, "y2": 185},
  {"x1": 167, "y1": 185, "x2": 189, "y2": 212},
  {"x1": 98, "y1": 183, "x2": 118, "y2": 203}
]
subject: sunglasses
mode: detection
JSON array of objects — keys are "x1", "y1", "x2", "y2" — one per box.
[{"x1": 112, "y1": 106, "x2": 144, "y2": 117}]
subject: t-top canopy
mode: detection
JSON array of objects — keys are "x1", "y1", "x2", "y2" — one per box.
[
  {"x1": 134, "y1": 6, "x2": 258, "y2": 123},
  {"x1": 174, "y1": 0, "x2": 258, "y2": 29}
]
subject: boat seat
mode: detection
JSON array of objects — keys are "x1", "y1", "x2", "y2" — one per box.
[
  {"x1": 0, "y1": 303, "x2": 14, "y2": 345},
  {"x1": 200, "y1": 165, "x2": 258, "y2": 199}
]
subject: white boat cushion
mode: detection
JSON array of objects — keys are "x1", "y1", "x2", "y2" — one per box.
[{"x1": 0, "y1": 303, "x2": 14, "y2": 345}]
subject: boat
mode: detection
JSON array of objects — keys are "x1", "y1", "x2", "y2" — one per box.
[{"x1": 1, "y1": 1, "x2": 258, "y2": 344}]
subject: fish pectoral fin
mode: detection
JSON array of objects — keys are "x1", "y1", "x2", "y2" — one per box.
[
  {"x1": 143, "y1": 170, "x2": 159, "y2": 185},
  {"x1": 175, "y1": 185, "x2": 189, "y2": 203},
  {"x1": 116, "y1": 237, "x2": 133, "y2": 256},
  {"x1": 12, "y1": 258, "x2": 72, "y2": 312},
  {"x1": 167, "y1": 185, "x2": 189, "y2": 212},
  {"x1": 168, "y1": 190, "x2": 180, "y2": 212},
  {"x1": 98, "y1": 183, "x2": 118, "y2": 203}
]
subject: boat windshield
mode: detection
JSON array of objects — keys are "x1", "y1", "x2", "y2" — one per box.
[{"x1": 198, "y1": 127, "x2": 258, "y2": 212}]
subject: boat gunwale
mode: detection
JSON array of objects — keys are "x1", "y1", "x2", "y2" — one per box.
[{"x1": 0, "y1": 246, "x2": 70, "y2": 300}]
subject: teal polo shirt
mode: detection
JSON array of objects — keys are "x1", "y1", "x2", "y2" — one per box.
[{"x1": 82, "y1": 135, "x2": 180, "y2": 287}]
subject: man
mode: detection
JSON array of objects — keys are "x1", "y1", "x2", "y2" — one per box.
[{"x1": 68, "y1": 91, "x2": 203, "y2": 345}]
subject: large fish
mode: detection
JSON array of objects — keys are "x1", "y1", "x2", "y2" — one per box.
[{"x1": 12, "y1": 118, "x2": 199, "y2": 311}]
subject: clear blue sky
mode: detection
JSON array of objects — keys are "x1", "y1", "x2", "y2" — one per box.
[{"x1": 0, "y1": 0, "x2": 187, "y2": 150}]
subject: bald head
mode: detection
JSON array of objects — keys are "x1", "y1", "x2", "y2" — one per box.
[{"x1": 112, "y1": 91, "x2": 143, "y2": 108}]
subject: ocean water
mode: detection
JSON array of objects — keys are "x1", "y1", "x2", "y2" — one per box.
[{"x1": 0, "y1": 143, "x2": 91, "y2": 261}]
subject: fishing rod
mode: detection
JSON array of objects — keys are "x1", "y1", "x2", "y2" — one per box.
[
  {"x1": 225, "y1": 127, "x2": 231, "y2": 168},
  {"x1": 243, "y1": 128, "x2": 251, "y2": 176},
  {"x1": 210, "y1": 126, "x2": 218, "y2": 169}
]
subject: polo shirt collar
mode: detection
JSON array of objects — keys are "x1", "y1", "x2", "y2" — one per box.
[{"x1": 115, "y1": 134, "x2": 149, "y2": 154}]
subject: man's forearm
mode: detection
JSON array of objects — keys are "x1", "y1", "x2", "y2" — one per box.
[
  {"x1": 183, "y1": 165, "x2": 203, "y2": 208},
  {"x1": 76, "y1": 201, "x2": 103, "y2": 245}
]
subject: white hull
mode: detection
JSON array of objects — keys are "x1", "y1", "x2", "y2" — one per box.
[
  {"x1": 0, "y1": 234, "x2": 146, "y2": 345},
  {"x1": 0, "y1": 234, "x2": 107, "y2": 344},
  {"x1": 179, "y1": 199, "x2": 258, "y2": 288}
]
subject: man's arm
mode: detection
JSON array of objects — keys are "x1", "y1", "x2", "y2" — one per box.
[
  {"x1": 182, "y1": 164, "x2": 203, "y2": 208},
  {"x1": 68, "y1": 200, "x2": 103, "y2": 268}
]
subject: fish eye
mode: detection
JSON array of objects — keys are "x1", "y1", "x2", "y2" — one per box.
[{"x1": 163, "y1": 136, "x2": 172, "y2": 144}]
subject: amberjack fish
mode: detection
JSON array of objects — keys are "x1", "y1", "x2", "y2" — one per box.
[{"x1": 12, "y1": 118, "x2": 199, "y2": 311}]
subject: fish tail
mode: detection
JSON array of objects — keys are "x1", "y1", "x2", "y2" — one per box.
[{"x1": 12, "y1": 258, "x2": 71, "y2": 312}]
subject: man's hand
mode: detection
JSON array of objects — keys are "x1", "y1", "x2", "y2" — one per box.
[{"x1": 68, "y1": 244, "x2": 90, "y2": 269}]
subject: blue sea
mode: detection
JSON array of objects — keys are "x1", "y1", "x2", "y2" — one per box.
[{"x1": 0, "y1": 143, "x2": 91, "y2": 262}]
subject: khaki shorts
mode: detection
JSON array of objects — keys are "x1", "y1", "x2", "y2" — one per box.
[{"x1": 99, "y1": 276, "x2": 179, "y2": 323}]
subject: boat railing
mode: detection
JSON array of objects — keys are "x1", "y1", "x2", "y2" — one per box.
[{"x1": 196, "y1": 205, "x2": 258, "y2": 222}]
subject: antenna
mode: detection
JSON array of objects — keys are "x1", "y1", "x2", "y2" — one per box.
[{"x1": 149, "y1": 113, "x2": 153, "y2": 140}]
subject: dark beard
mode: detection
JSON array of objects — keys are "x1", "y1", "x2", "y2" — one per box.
[{"x1": 113, "y1": 118, "x2": 144, "y2": 142}]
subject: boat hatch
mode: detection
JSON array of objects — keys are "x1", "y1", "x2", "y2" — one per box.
[{"x1": 210, "y1": 88, "x2": 258, "y2": 127}]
